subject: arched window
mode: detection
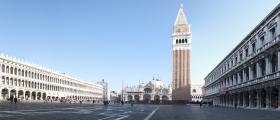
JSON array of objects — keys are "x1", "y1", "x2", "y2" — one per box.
[
  {"x1": 176, "y1": 39, "x2": 178, "y2": 44},
  {"x1": 179, "y1": 39, "x2": 181, "y2": 43},
  {"x1": 185, "y1": 39, "x2": 188, "y2": 43},
  {"x1": 2, "y1": 65, "x2": 5, "y2": 73},
  {"x1": 6, "y1": 66, "x2": 9, "y2": 74},
  {"x1": 192, "y1": 89, "x2": 197, "y2": 93}
]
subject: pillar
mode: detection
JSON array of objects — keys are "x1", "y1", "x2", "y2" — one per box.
[
  {"x1": 266, "y1": 57, "x2": 271, "y2": 75},
  {"x1": 249, "y1": 91, "x2": 252, "y2": 108},
  {"x1": 237, "y1": 93, "x2": 240, "y2": 106},
  {"x1": 277, "y1": 86, "x2": 280, "y2": 109},
  {"x1": 266, "y1": 88, "x2": 271, "y2": 109},
  {"x1": 278, "y1": 51, "x2": 280, "y2": 72},
  {"x1": 243, "y1": 69, "x2": 246, "y2": 82},
  {"x1": 249, "y1": 66, "x2": 253, "y2": 80},
  {"x1": 243, "y1": 92, "x2": 246, "y2": 107},
  {"x1": 256, "y1": 62, "x2": 261, "y2": 78},
  {"x1": 257, "y1": 89, "x2": 261, "y2": 108}
]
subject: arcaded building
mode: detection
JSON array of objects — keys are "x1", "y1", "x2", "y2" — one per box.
[
  {"x1": 0, "y1": 54, "x2": 103, "y2": 102},
  {"x1": 203, "y1": 4, "x2": 280, "y2": 109},
  {"x1": 172, "y1": 4, "x2": 192, "y2": 102}
]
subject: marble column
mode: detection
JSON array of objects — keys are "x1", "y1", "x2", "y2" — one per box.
[
  {"x1": 266, "y1": 88, "x2": 271, "y2": 109},
  {"x1": 256, "y1": 62, "x2": 261, "y2": 78},
  {"x1": 243, "y1": 92, "x2": 246, "y2": 107},
  {"x1": 249, "y1": 66, "x2": 253, "y2": 80},
  {"x1": 266, "y1": 57, "x2": 271, "y2": 75}
]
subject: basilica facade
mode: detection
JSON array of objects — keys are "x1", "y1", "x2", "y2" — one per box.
[
  {"x1": 123, "y1": 78, "x2": 172, "y2": 103},
  {"x1": 0, "y1": 54, "x2": 103, "y2": 102}
]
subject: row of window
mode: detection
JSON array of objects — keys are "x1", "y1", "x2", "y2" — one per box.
[
  {"x1": 0, "y1": 61, "x2": 98, "y2": 90},
  {"x1": 1, "y1": 76, "x2": 100, "y2": 95},
  {"x1": 205, "y1": 52, "x2": 279, "y2": 94},
  {"x1": 206, "y1": 26, "x2": 278, "y2": 85},
  {"x1": 175, "y1": 38, "x2": 188, "y2": 44},
  {"x1": 191, "y1": 95, "x2": 202, "y2": 99}
]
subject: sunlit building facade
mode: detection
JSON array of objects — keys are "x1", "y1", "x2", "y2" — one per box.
[
  {"x1": 123, "y1": 77, "x2": 172, "y2": 103},
  {"x1": 0, "y1": 54, "x2": 103, "y2": 102},
  {"x1": 203, "y1": 4, "x2": 280, "y2": 109}
]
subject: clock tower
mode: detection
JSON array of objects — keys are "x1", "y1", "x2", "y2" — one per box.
[{"x1": 172, "y1": 4, "x2": 192, "y2": 103}]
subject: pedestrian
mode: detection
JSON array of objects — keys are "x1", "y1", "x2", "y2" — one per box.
[
  {"x1": 200, "y1": 102, "x2": 202, "y2": 108},
  {"x1": 14, "y1": 97, "x2": 18, "y2": 104},
  {"x1": 10, "y1": 96, "x2": 14, "y2": 104},
  {"x1": 130, "y1": 101, "x2": 134, "y2": 107},
  {"x1": 235, "y1": 103, "x2": 237, "y2": 109}
]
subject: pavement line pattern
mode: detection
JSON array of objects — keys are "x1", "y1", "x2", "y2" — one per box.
[{"x1": 144, "y1": 106, "x2": 159, "y2": 120}]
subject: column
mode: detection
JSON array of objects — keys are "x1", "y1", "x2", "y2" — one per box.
[
  {"x1": 277, "y1": 86, "x2": 280, "y2": 109},
  {"x1": 256, "y1": 62, "x2": 261, "y2": 78},
  {"x1": 278, "y1": 51, "x2": 280, "y2": 72},
  {"x1": 249, "y1": 91, "x2": 252, "y2": 108},
  {"x1": 23, "y1": 91, "x2": 25, "y2": 100},
  {"x1": 243, "y1": 93, "x2": 246, "y2": 107},
  {"x1": 243, "y1": 69, "x2": 246, "y2": 82},
  {"x1": 266, "y1": 57, "x2": 271, "y2": 75},
  {"x1": 249, "y1": 66, "x2": 253, "y2": 80},
  {"x1": 276, "y1": 16, "x2": 280, "y2": 38},
  {"x1": 258, "y1": 89, "x2": 261, "y2": 108},
  {"x1": 266, "y1": 88, "x2": 271, "y2": 109},
  {"x1": 237, "y1": 73, "x2": 241, "y2": 84},
  {"x1": 237, "y1": 93, "x2": 240, "y2": 107}
]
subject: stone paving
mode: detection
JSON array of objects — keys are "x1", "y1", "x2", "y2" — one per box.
[{"x1": 0, "y1": 103, "x2": 280, "y2": 120}]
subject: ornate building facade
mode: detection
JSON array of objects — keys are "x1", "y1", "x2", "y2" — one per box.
[
  {"x1": 172, "y1": 4, "x2": 192, "y2": 102},
  {"x1": 203, "y1": 4, "x2": 280, "y2": 109},
  {"x1": 0, "y1": 54, "x2": 103, "y2": 102},
  {"x1": 191, "y1": 84, "x2": 203, "y2": 102},
  {"x1": 123, "y1": 77, "x2": 172, "y2": 103}
]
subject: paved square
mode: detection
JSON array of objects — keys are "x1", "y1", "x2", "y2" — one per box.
[{"x1": 0, "y1": 104, "x2": 280, "y2": 120}]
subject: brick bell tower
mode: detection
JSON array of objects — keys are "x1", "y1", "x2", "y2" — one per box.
[{"x1": 172, "y1": 4, "x2": 192, "y2": 103}]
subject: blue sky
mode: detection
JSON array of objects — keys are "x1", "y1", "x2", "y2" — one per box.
[{"x1": 0, "y1": 0, "x2": 279, "y2": 91}]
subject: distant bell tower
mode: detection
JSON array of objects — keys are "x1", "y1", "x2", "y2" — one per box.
[{"x1": 172, "y1": 4, "x2": 192, "y2": 103}]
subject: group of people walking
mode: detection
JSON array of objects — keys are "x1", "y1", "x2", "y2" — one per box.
[{"x1": 9, "y1": 96, "x2": 18, "y2": 104}]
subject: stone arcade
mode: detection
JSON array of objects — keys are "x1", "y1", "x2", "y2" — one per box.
[
  {"x1": 203, "y1": 4, "x2": 280, "y2": 109},
  {"x1": 0, "y1": 54, "x2": 103, "y2": 102}
]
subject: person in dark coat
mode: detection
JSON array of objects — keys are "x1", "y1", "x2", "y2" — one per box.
[{"x1": 14, "y1": 97, "x2": 18, "y2": 104}]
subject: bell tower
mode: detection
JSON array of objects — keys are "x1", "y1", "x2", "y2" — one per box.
[{"x1": 172, "y1": 4, "x2": 192, "y2": 103}]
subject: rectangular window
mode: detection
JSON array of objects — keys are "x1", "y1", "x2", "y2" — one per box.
[
  {"x1": 239, "y1": 52, "x2": 243, "y2": 61},
  {"x1": 252, "y1": 42, "x2": 256, "y2": 53},
  {"x1": 270, "y1": 27, "x2": 276, "y2": 39},
  {"x1": 245, "y1": 48, "x2": 249, "y2": 57},
  {"x1": 260, "y1": 36, "x2": 265, "y2": 46}
]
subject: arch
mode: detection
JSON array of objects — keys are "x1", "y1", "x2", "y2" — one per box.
[
  {"x1": 127, "y1": 95, "x2": 133, "y2": 101},
  {"x1": 6, "y1": 66, "x2": 9, "y2": 74},
  {"x1": 143, "y1": 94, "x2": 151, "y2": 103},
  {"x1": 18, "y1": 90, "x2": 24, "y2": 100},
  {"x1": 1, "y1": 88, "x2": 9, "y2": 100},
  {"x1": 31, "y1": 91, "x2": 36, "y2": 100},
  {"x1": 134, "y1": 95, "x2": 140, "y2": 102},
  {"x1": 25, "y1": 91, "x2": 30, "y2": 100},
  {"x1": 42, "y1": 93, "x2": 46, "y2": 100},
  {"x1": 10, "y1": 89, "x2": 16, "y2": 98},
  {"x1": 154, "y1": 95, "x2": 160, "y2": 104},
  {"x1": 2, "y1": 64, "x2": 5, "y2": 73},
  {"x1": 37, "y1": 92, "x2": 42, "y2": 100},
  {"x1": 144, "y1": 88, "x2": 152, "y2": 93},
  {"x1": 162, "y1": 95, "x2": 169, "y2": 101},
  {"x1": 192, "y1": 89, "x2": 197, "y2": 93},
  {"x1": 2, "y1": 76, "x2": 5, "y2": 85}
]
